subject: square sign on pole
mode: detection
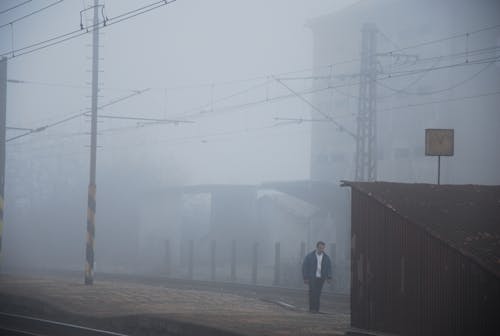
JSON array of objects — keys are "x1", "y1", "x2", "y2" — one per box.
[
  {"x1": 425, "y1": 129, "x2": 454, "y2": 156},
  {"x1": 425, "y1": 129, "x2": 454, "y2": 184}
]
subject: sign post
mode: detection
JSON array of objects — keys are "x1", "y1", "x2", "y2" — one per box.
[{"x1": 425, "y1": 129, "x2": 454, "y2": 184}]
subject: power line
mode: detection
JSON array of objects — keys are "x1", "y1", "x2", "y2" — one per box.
[
  {"x1": 9, "y1": 87, "x2": 500, "y2": 152},
  {"x1": 381, "y1": 55, "x2": 499, "y2": 78},
  {"x1": 273, "y1": 76, "x2": 356, "y2": 138},
  {"x1": 1, "y1": 0, "x2": 177, "y2": 59},
  {"x1": 0, "y1": 0, "x2": 32, "y2": 15},
  {"x1": 0, "y1": 0, "x2": 64, "y2": 30},
  {"x1": 378, "y1": 24, "x2": 500, "y2": 56},
  {"x1": 379, "y1": 90, "x2": 500, "y2": 112},
  {"x1": 6, "y1": 112, "x2": 84, "y2": 142},
  {"x1": 381, "y1": 45, "x2": 500, "y2": 71},
  {"x1": 171, "y1": 56, "x2": 499, "y2": 121},
  {"x1": 85, "y1": 113, "x2": 193, "y2": 124},
  {"x1": 7, "y1": 41, "x2": 498, "y2": 98},
  {"x1": 6, "y1": 49, "x2": 499, "y2": 144},
  {"x1": 377, "y1": 60, "x2": 493, "y2": 96},
  {"x1": 6, "y1": 89, "x2": 154, "y2": 142},
  {"x1": 96, "y1": 88, "x2": 150, "y2": 109},
  {"x1": 177, "y1": 79, "x2": 273, "y2": 117},
  {"x1": 6, "y1": 126, "x2": 31, "y2": 131}
]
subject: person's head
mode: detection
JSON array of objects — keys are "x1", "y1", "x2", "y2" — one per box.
[{"x1": 316, "y1": 241, "x2": 326, "y2": 255}]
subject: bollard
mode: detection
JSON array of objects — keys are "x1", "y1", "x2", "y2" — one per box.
[
  {"x1": 273, "y1": 242, "x2": 280, "y2": 286},
  {"x1": 211, "y1": 240, "x2": 216, "y2": 281},
  {"x1": 230, "y1": 240, "x2": 237, "y2": 281},
  {"x1": 188, "y1": 240, "x2": 194, "y2": 280},
  {"x1": 252, "y1": 242, "x2": 258, "y2": 285}
]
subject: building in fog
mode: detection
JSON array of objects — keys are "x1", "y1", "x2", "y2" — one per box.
[
  {"x1": 343, "y1": 181, "x2": 500, "y2": 336},
  {"x1": 308, "y1": 0, "x2": 500, "y2": 185}
]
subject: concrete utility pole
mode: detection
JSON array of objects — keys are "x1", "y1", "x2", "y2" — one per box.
[
  {"x1": 85, "y1": 0, "x2": 100, "y2": 285},
  {"x1": 0, "y1": 57, "x2": 6, "y2": 265},
  {"x1": 355, "y1": 23, "x2": 378, "y2": 182}
]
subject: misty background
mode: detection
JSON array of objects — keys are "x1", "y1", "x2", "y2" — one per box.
[{"x1": 1, "y1": 0, "x2": 499, "y2": 288}]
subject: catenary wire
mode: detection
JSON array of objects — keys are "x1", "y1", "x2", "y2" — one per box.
[
  {"x1": 0, "y1": 0, "x2": 64, "y2": 30},
  {"x1": 0, "y1": 0, "x2": 32, "y2": 15},
  {"x1": 377, "y1": 23, "x2": 500, "y2": 55},
  {"x1": 0, "y1": 0, "x2": 177, "y2": 58}
]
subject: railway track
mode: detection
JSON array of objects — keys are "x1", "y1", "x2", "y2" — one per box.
[{"x1": 0, "y1": 312, "x2": 129, "y2": 336}]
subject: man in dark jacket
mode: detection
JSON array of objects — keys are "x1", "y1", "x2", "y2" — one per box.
[{"x1": 302, "y1": 241, "x2": 332, "y2": 313}]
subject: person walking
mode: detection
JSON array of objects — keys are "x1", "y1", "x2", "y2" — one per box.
[{"x1": 302, "y1": 241, "x2": 332, "y2": 313}]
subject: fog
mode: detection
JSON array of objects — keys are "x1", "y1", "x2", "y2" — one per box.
[{"x1": 1, "y1": 0, "x2": 499, "y2": 290}]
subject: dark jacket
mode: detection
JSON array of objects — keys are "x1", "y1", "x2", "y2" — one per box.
[{"x1": 302, "y1": 250, "x2": 332, "y2": 280}]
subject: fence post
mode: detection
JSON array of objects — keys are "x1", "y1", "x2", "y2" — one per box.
[
  {"x1": 329, "y1": 242, "x2": 336, "y2": 291},
  {"x1": 299, "y1": 241, "x2": 306, "y2": 286},
  {"x1": 211, "y1": 240, "x2": 216, "y2": 281},
  {"x1": 165, "y1": 239, "x2": 171, "y2": 276},
  {"x1": 252, "y1": 242, "x2": 258, "y2": 285},
  {"x1": 230, "y1": 240, "x2": 237, "y2": 281},
  {"x1": 188, "y1": 240, "x2": 194, "y2": 280},
  {"x1": 273, "y1": 242, "x2": 280, "y2": 286}
]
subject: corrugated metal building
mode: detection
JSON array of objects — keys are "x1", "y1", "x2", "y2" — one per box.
[{"x1": 343, "y1": 181, "x2": 500, "y2": 336}]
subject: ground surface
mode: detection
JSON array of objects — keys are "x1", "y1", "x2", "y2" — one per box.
[{"x1": 0, "y1": 274, "x2": 349, "y2": 335}]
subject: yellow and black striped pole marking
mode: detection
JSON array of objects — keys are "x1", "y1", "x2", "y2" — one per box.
[{"x1": 85, "y1": 184, "x2": 96, "y2": 285}]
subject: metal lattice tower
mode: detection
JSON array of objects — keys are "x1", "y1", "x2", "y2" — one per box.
[{"x1": 355, "y1": 23, "x2": 378, "y2": 182}]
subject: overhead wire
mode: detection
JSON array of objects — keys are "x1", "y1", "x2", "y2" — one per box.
[
  {"x1": 10, "y1": 86, "x2": 500, "y2": 155},
  {"x1": 37, "y1": 88, "x2": 500, "y2": 152},
  {"x1": 1, "y1": 0, "x2": 177, "y2": 59},
  {"x1": 0, "y1": 0, "x2": 64, "y2": 30},
  {"x1": 168, "y1": 55, "x2": 499, "y2": 122},
  {"x1": 377, "y1": 61, "x2": 494, "y2": 96},
  {"x1": 273, "y1": 76, "x2": 356, "y2": 138},
  {"x1": 6, "y1": 88, "x2": 161, "y2": 142},
  {"x1": 378, "y1": 90, "x2": 500, "y2": 112},
  {"x1": 5, "y1": 18, "x2": 500, "y2": 148},
  {"x1": 377, "y1": 23, "x2": 500, "y2": 55},
  {"x1": 0, "y1": 0, "x2": 32, "y2": 15},
  {"x1": 11, "y1": 53, "x2": 493, "y2": 142}
]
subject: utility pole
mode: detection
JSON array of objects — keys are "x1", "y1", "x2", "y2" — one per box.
[
  {"x1": 0, "y1": 57, "x2": 6, "y2": 266},
  {"x1": 85, "y1": 0, "x2": 100, "y2": 285},
  {"x1": 355, "y1": 23, "x2": 378, "y2": 182}
]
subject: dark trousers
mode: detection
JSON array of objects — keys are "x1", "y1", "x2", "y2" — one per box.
[{"x1": 308, "y1": 277, "x2": 325, "y2": 312}]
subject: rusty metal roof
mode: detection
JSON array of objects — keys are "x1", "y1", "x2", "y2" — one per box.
[{"x1": 342, "y1": 181, "x2": 500, "y2": 279}]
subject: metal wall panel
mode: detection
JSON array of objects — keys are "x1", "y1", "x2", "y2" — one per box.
[{"x1": 350, "y1": 189, "x2": 500, "y2": 335}]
